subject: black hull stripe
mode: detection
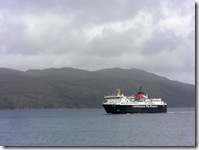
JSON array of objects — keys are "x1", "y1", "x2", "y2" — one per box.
[{"x1": 103, "y1": 104, "x2": 167, "y2": 114}]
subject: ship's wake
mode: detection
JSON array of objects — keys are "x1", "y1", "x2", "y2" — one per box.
[{"x1": 168, "y1": 111, "x2": 195, "y2": 114}]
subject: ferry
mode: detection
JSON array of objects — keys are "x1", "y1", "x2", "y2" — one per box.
[{"x1": 102, "y1": 87, "x2": 167, "y2": 114}]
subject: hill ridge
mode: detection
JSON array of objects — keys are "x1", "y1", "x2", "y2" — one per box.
[{"x1": 0, "y1": 67, "x2": 195, "y2": 109}]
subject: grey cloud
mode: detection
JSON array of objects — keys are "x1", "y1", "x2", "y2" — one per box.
[
  {"x1": 0, "y1": 0, "x2": 163, "y2": 25},
  {"x1": 0, "y1": 17, "x2": 31, "y2": 55},
  {"x1": 187, "y1": 29, "x2": 195, "y2": 41},
  {"x1": 84, "y1": 28, "x2": 137, "y2": 57},
  {"x1": 0, "y1": 13, "x2": 84, "y2": 55},
  {"x1": 0, "y1": 0, "x2": 193, "y2": 56},
  {"x1": 140, "y1": 29, "x2": 182, "y2": 55},
  {"x1": 0, "y1": 18, "x2": 47, "y2": 55},
  {"x1": 165, "y1": 0, "x2": 194, "y2": 16}
]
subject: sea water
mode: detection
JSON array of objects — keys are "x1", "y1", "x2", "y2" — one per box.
[{"x1": 0, "y1": 108, "x2": 195, "y2": 146}]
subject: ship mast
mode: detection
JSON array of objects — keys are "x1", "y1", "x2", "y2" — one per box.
[{"x1": 116, "y1": 89, "x2": 120, "y2": 96}]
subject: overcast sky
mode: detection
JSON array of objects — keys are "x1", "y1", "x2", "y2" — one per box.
[{"x1": 0, "y1": 0, "x2": 195, "y2": 84}]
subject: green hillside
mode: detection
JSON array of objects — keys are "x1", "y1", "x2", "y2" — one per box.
[{"x1": 0, "y1": 67, "x2": 195, "y2": 109}]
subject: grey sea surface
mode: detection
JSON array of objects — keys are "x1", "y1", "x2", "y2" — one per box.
[{"x1": 0, "y1": 107, "x2": 195, "y2": 146}]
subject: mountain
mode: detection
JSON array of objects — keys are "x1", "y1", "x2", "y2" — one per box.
[{"x1": 0, "y1": 67, "x2": 195, "y2": 109}]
